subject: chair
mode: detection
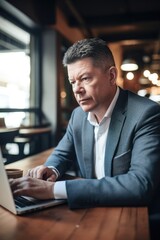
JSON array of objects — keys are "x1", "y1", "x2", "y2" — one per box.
[
  {"x1": 0, "y1": 117, "x2": 9, "y2": 155},
  {"x1": 0, "y1": 117, "x2": 30, "y2": 162},
  {"x1": 0, "y1": 117, "x2": 6, "y2": 127},
  {"x1": 14, "y1": 136, "x2": 30, "y2": 158}
]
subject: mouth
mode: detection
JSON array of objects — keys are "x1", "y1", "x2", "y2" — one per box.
[{"x1": 79, "y1": 98, "x2": 90, "y2": 104}]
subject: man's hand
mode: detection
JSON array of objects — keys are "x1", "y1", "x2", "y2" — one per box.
[
  {"x1": 27, "y1": 165, "x2": 57, "y2": 182},
  {"x1": 10, "y1": 176, "x2": 54, "y2": 199}
]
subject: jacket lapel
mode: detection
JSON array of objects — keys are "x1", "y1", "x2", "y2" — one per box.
[
  {"x1": 82, "y1": 118, "x2": 94, "y2": 178},
  {"x1": 104, "y1": 89, "x2": 127, "y2": 176}
]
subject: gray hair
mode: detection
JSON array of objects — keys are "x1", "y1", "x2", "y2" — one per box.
[{"x1": 63, "y1": 38, "x2": 115, "y2": 69}]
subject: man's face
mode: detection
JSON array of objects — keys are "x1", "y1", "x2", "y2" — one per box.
[{"x1": 67, "y1": 58, "x2": 117, "y2": 120}]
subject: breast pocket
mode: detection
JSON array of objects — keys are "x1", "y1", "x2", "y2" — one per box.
[{"x1": 112, "y1": 150, "x2": 131, "y2": 176}]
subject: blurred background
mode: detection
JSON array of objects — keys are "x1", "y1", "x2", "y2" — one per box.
[{"x1": 0, "y1": 0, "x2": 160, "y2": 160}]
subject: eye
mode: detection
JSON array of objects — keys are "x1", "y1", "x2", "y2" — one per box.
[
  {"x1": 82, "y1": 77, "x2": 90, "y2": 82},
  {"x1": 69, "y1": 80, "x2": 75, "y2": 85}
]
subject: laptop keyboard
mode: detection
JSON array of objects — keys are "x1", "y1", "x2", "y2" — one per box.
[{"x1": 14, "y1": 196, "x2": 44, "y2": 208}]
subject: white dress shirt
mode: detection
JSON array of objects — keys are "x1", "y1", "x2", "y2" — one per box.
[{"x1": 53, "y1": 87, "x2": 119, "y2": 199}]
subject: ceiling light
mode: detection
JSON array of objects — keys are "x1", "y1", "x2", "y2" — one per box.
[
  {"x1": 120, "y1": 59, "x2": 138, "y2": 71},
  {"x1": 143, "y1": 70, "x2": 150, "y2": 78},
  {"x1": 126, "y1": 72, "x2": 134, "y2": 80}
]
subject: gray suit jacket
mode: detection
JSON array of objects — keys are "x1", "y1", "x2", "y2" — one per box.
[{"x1": 46, "y1": 88, "x2": 160, "y2": 209}]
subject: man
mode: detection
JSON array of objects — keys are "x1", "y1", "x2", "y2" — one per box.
[{"x1": 11, "y1": 38, "x2": 160, "y2": 211}]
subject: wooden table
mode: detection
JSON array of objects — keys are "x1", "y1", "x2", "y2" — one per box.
[
  {"x1": 19, "y1": 127, "x2": 52, "y2": 137},
  {"x1": 0, "y1": 149, "x2": 150, "y2": 240},
  {"x1": 17, "y1": 127, "x2": 52, "y2": 156}
]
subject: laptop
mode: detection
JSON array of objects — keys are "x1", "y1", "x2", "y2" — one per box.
[{"x1": 0, "y1": 150, "x2": 66, "y2": 215}]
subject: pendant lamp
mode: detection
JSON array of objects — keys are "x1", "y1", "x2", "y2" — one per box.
[{"x1": 121, "y1": 59, "x2": 138, "y2": 71}]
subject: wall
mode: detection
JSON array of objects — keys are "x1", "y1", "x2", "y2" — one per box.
[
  {"x1": 109, "y1": 43, "x2": 124, "y2": 88},
  {"x1": 41, "y1": 29, "x2": 60, "y2": 145}
]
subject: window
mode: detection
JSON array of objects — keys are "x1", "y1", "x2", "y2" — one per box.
[{"x1": 0, "y1": 16, "x2": 31, "y2": 127}]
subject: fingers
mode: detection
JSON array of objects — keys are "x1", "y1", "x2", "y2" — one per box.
[
  {"x1": 26, "y1": 165, "x2": 57, "y2": 182},
  {"x1": 10, "y1": 176, "x2": 55, "y2": 199},
  {"x1": 27, "y1": 165, "x2": 48, "y2": 179},
  {"x1": 47, "y1": 174, "x2": 57, "y2": 182},
  {"x1": 10, "y1": 177, "x2": 26, "y2": 196}
]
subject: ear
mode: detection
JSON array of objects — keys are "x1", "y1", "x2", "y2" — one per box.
[{"x1": 108, "y1": 66, "x2": 117, "y2": 85}]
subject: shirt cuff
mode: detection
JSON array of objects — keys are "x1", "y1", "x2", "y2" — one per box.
[{"x1": 54, "y1": 181, "x2": 67, "y2": 199}]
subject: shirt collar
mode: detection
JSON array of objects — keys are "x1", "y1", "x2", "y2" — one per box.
[{"x1": 87, "y1": 87, "x2": 120, "y2": 125}]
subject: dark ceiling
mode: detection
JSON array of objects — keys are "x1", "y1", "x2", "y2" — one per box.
[
  {"x1": 1, "y1": 0, "x2": 160, "y2": 69},
  {"x1": 58, "y1": 0, "x2": 160, "y2": 41},
  {"x1": 58, "y1": 0, "x2": 160, "y2": 54},
  {"x1": 58, "y1": 0, "x2": 160, "y2": 71}
]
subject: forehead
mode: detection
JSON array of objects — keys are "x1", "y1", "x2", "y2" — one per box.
[{"x1": 67, "y1": 58, "x2": 98, "y2": 78}]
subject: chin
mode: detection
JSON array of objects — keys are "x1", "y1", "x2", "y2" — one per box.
[
  {"x1": 80, "y1": 106, "x2": 89, "y2": 112},
  {"x1": 81, "y1": 105, "x2": 94, "y2": 112}
]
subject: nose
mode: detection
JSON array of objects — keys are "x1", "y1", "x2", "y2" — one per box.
[{"x1": 72, "y1": 81, "x2": 84, "y2": 94}]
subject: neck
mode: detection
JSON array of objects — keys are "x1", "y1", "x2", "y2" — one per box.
[{"x1": 94, "y1": 87, "x2": 118, "y2": 123}]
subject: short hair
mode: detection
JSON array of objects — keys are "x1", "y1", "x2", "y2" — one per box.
[{"x1": 62, "y1": 38, "x2": 115, "y2": 68}]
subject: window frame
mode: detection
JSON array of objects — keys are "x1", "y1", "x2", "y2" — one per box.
[{"x1": 0, "y1": 1, "x2": 42, "y2": 126}]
